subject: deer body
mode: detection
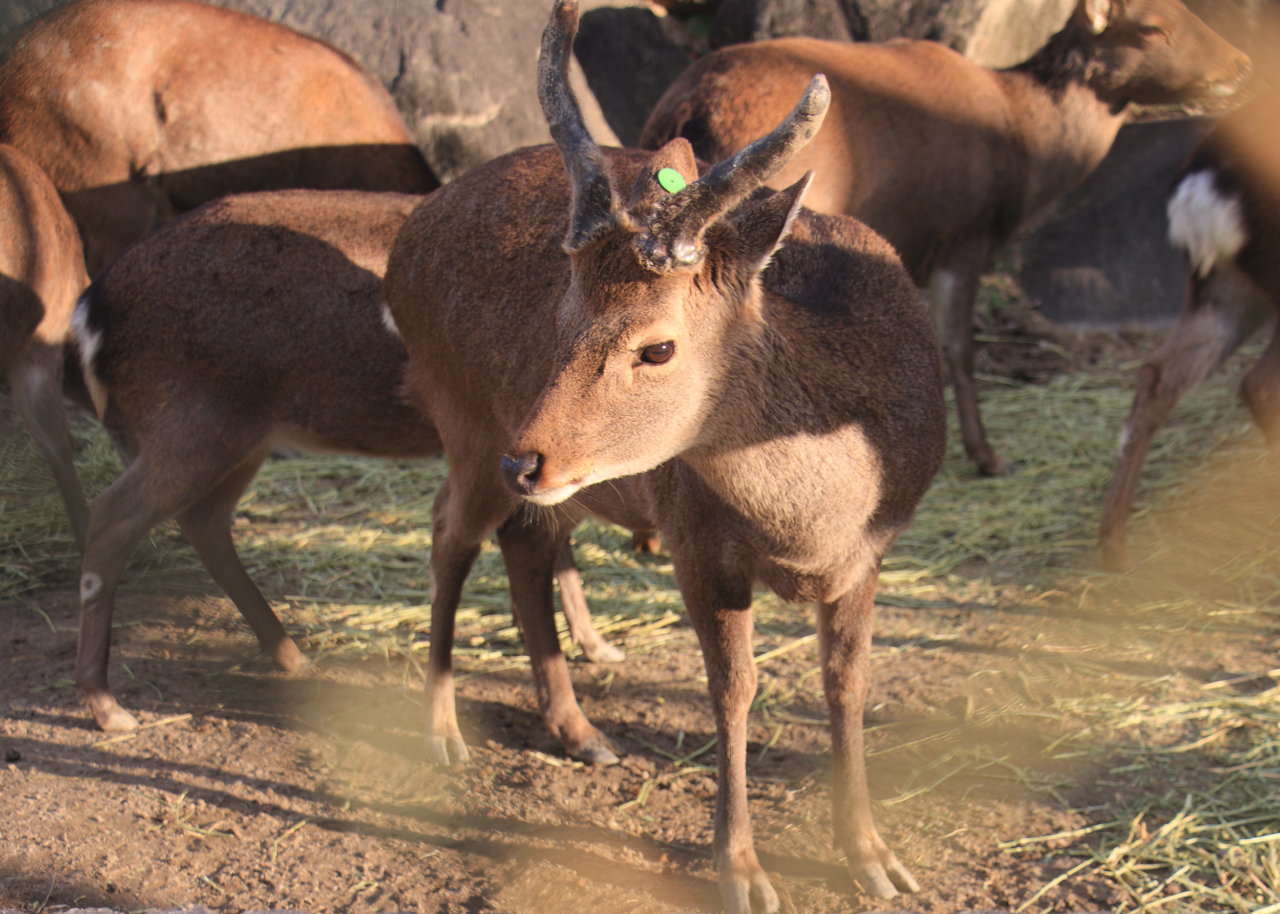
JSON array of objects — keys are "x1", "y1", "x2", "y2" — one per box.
[
  {"x1": 641, "y1": 0, "x2": 1250, "y2": 476},
  {"x1": 0, "y1": 0, "x2": 436, "y2": 276},
  {"x1": 384, "y1": 2, "x2": 946, "y2": 906},
  {"x1": 0, "y1": 143, "x2": 91, "y2": 548},
  {"x1": 1099, "y1": 92, "x2": 1280, "y2": 571},
  {"x1": 71, "y1": 189, "x2": 620, "y2": 733}
]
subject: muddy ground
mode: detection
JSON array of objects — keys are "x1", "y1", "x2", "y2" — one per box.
[{"x1": 2, "y1": 316, "x2": 1277, "y2": 914}]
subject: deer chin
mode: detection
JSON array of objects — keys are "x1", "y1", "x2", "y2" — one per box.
[{"x1": 522, "y1": 482, "x2": 584, "y2": 507}]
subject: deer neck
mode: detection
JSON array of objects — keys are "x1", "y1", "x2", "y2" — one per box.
[{"x1": 996, "y1": 20, "x2": 1129, "y2": 223}]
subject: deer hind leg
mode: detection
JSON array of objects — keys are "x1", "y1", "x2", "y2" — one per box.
[
  {"x1": 176, "y1": 451, "x2": 306, "y2": 673},
  {"x1": 8, "y1": 342, "x2": 88, "y2": 550},
  {"x1": 676, "y1": 563, "x2": 777, "y2": 914},
  {"x1": 927, "y1": 250, "x2": 1002, "y2": 476},
  {"x1": 555, "y1": 538, "x2": 624, "y2": 663},
  {"x1": 499, "y1": 517, "x2": 621, "y2": 764},
  {"x1": 819, "y1": 564, "x2": 917, "y2": 899},
  {"x1": 1239, "y1": 296, "x2": 1280, "y2": 449},
  {"x1": 1099, "y1": 266, "x2": 1267, "y2": 571}
]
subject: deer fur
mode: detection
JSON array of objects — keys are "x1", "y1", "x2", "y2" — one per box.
[
  {"x1": 1099, "y1": 92, "x2": 1280, "y2": 571},
  {"x1": 641, "y1": 0, "x2": 1251, "y2": 477},
  {"x1": 70, "y1": 188, "x2": 622, "y2": 734},
  {"x1": 0, "y1": 144, "x2": 91, "y2": 549},
  {"x1": 382, "y1": 1, "x2": 946, "y2": 906},
  {"x1": 0, "y1": 0, "x2": 436, "y2": 277}
]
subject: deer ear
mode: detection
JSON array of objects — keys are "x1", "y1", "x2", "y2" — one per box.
[
  {"x1": 629, "y1": 138, "x2": 700, "y2": 214},
  {"x1": 1080, "y1": 0, "x2": 1116, "y2": 33},
  {"x1": 734, "y1": 172, "x2": 813, "y2": 274}
]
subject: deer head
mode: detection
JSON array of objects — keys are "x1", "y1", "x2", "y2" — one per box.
[{"x1": 500, "y1": 0, "x2": 829, "y2": 506}]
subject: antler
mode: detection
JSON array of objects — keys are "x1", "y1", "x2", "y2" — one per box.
[
  {"x1": 636, "y1": 75, "x2": 831, "y2": 273},
  {"x1": 538, "y1": 0, "x2": 617, "y2": 251}
]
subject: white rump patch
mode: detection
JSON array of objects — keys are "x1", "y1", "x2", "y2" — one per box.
[
  {"x1": 71, "y1": 294, "x2": 108, "y2": 421},
  {"x1": 80, "y1": 572, "x2": 103, "y2": 601},
  {"x1": 1168, "y1": 170, "x2": 1247, "y2": 279},
  {"x1": 380, "y1": 302, "x2": 402, "y2": 339}
]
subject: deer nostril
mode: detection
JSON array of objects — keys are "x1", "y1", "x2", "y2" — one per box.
[{"x1": 500, "y1": 452, "x2": 544, "y2": 496}]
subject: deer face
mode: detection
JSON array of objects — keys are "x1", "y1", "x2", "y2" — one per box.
[{"x1": 1083, "y1": 0, "x2": 1250, "y2": 104}]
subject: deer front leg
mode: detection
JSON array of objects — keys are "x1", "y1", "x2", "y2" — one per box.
[
  {"x1": 682, "y1": 579, "x2": 778, "y2": 914},
  {"x1": 819, "y1": 568, "x2": 917, "y2": 899},
  {"x1": 499, "y1": 517, "x2": 620, "y2": 764},
  {"x1": 1240, "y1": 316, "x2": 1280, "y2": 449},
  {"x1": 554, "y1": 538, "x2": 624, "y2": 663}
]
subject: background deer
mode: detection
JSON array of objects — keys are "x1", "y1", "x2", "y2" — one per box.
[
  {"x1": 1098, "y1": 91, "x2": 1280, "y2": 571},
  {"x1": 382, "y1": 1, "x2": 946, "y2": 905},
  {"x1": 640, "y1": 0, "x2": 1251, "y2": 477},
  {"x1": 1, "y1": 144, "x2": 90, "y2": 549},
  {"x1": 0, "y1": 0, "x2": 437, "y2": 277},
  {"x1": 70, "y1": 189, "x2": 621, "y2": 734}
]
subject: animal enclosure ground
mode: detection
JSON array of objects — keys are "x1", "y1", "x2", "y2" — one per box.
[{"x1": 2, "y1": 303, "x2": 1280, "y2": 914}]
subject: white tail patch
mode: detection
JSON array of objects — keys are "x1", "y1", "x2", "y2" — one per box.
[
  {"x1": 380, "y1": 302, "x2": 402, "y2": 339},
  {"x1": 71, "y1": 293, "x2": 108, "y2": 421},
  {"x1": 1168, "y1": 170, "x2": 1247, "y2": 279}
]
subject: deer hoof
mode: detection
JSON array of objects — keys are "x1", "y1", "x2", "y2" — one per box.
[
  {"x1": 719, "y1": 865, "x2": 780, "y2": 914},
  {"x1": 273, "y1": 637, "x2": 309, "y2": 673},
  {"x1": 425, "y1": 733, "x2": 470, "y2": 768},
  {"x1": 569, "y1": 734, "x2": 621, "y2": 766},
  {"x1": 851, "y1": 857, "x2": 918, "y2": 898},
  {"x1": 1099, "y1": 541, "x2": 1132, "y2": 573},
  {"x1": 581, "y1": 641, "x2": 625, "y2": 664},
  {"x1": 88, "y1": 696, "x2": 140, "y2": 732}
]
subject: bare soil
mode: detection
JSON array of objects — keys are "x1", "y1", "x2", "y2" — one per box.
[{"x1": 2, "y1": 314, "x2": 1275, "y2": 914}]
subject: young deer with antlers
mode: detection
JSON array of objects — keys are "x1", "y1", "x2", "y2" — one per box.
[
  {"x1": 383, "y1": 1, "x2": 945, "y2": 905},
  {"x1": 1, "y1": 144, "x2": 91, "y2": 549},
  {"x1": 0, "y1": 0, "x2": 436, "y2": 277},
  {"x1": 641, "y1": 0, "x2": 1250, "y2": 477},
  {"x1": 70, "y1": 189, "x2": 621, "y2": 734},
  {"x1": 1098, "y1": 92, "x2": 1280, "y2": 571}
]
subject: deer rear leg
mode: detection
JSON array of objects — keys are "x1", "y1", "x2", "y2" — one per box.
[
  {"x1": 928, "y1": 255, "x2": 1003, "y2": 476},
  {"x1": 819, "y1": 567, "x2": 917, "y2": 899},
  {"x1": 500, "y1": 518, "x2": 620, "y2": 764},
  {"x1": 555, "y1": 539, "x2": 624, "y2": 663},
  {"x1": 176, "y1": 453, "x2": 306, "y2": 672},
  {"x1": 77, "y1": 459, "x2": 171, "y2": 730},
  {"x1": 9, "y1": 343, "x2": 89, "y2": 551},
  {"x1": 1240, "y1": 309, "x2": 1280, "y2": 449},
  {"x1": 1099, "y1": 268, "x2": 1266, "y2": 571}
]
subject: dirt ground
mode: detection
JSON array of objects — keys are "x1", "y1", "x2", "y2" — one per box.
[{"x1": 2, "y1": 316, "x2": 1277, "y2": 914}]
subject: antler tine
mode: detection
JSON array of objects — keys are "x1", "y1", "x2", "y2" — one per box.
[
  {"x1": 537, "y1": 0, "x2": 616, "y2": 251},
  {"x1": 637, "y1": 75, "x2": 831, "y2": 272}
]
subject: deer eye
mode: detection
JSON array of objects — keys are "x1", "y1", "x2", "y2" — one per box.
[
  {"x1": 639, "y1": 341, "x2": 675, "y2": 365},
  {"x1": 1135, "y1": 22, "x2": 1166, "y2": 38}
]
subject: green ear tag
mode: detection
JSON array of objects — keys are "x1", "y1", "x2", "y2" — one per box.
[{"x1": 656, "y1": 167, "x2": 687, "y2": 194}]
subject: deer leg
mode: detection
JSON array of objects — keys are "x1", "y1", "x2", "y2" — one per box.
[
  {"x1": 176, "y1": 452, "x2": 306, "y2": 672},
  {"x1": 927, "y1": 255, "x2": 1002, "y2": 476},
  {"x1": 500, "y1": 518, "x2": 621, "y2": 764},
  {"x1": 1099, "y1": 268, "x2": 1266, "y2": 571},
  {"x1": 555, "y1": 538, "x2": 624, "y2": 663},
  {"x1": 77, "y1": 458, "x2": 171, "y2": 731},
  {"x1": 819, "y1": 566, "x2": 917, "y2": 899},
  {"x1": 1240, "y1": 313, "x2": 1280, "y2": 449},
  {"x1": 679, "y1": 568, "x2": 777, "y2": 914},
  {"x1": 629, "y1": 529, "x2": 662, "y2": 554},
  {"x1": 8, "y1": 343, "x2": 89, "y2": 551}
]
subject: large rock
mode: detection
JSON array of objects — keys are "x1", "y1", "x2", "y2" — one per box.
[
  {"x1": 0, "y1": 0, "x2": 621, "y2": 183},
  {"x1": 575, "y1": 6, "x2": 692, "y2": 146},
  {"x1": 1018, "y1": 117, "x2": 1217, "y2": 329}
]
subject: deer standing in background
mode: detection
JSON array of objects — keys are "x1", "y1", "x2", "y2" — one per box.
[
  {"x1": 383, "y1": 1, "x2": 946, "y2": 905},
  {"x1": 641, "y1": 0, "x2": 1251, "y2": 477},
  {"x1": 70, "y1": 189, "x2": 622, "y2": 734},
  {"x1": 0, "y1": 0, "x2": 436, "y2": 277},
  {"x1": 1, "y1": 144, "x2": 90, "y2": 548},
  {"x1": 1099, "y1": 92, "x2": 1280, "y2": 571}
]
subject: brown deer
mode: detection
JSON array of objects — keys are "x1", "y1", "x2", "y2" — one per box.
[
  {"x1": 641, "y1": 0, "x2": 1251, "y2": 477},
  {"x1": 71, "y1": 188, "x2": 622, "y2": 735},
  {"x1": 383, "y1": 1, "x2": 946, "y2": 904},
  {"x1": 1098, "y1": 92, "x2": 1280, "y2": 571},
  {"x1": 0, "y1": 0, "x2": 437, "y2": 277},
  {"x1": 1, "y1": 144, "x2": 91, "y2": 549}
]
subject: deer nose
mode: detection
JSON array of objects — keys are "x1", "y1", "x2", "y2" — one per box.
[{"x1": 501, "y1": 451, "x2": 544, "y2": 496}]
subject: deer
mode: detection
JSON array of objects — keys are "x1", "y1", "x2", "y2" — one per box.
[
  {"x1": 1098, "y1": 91, "x2": 1280, "y2": 572},
  {"x1": 381, "y1": 1, "x2": 946, "y2": 905},
  {"x1": 1, "y1": 144, "x2": 91, "y2": 550},
  {"x1": 70, "y1": 188, "x2": 623, "y2": 735},
  {"x1": 0, "y1": 0, "x2": 437, "y2": 278},
  {"x1": 640, "y1": 0, "x2": 1251, "y2": 477}
]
